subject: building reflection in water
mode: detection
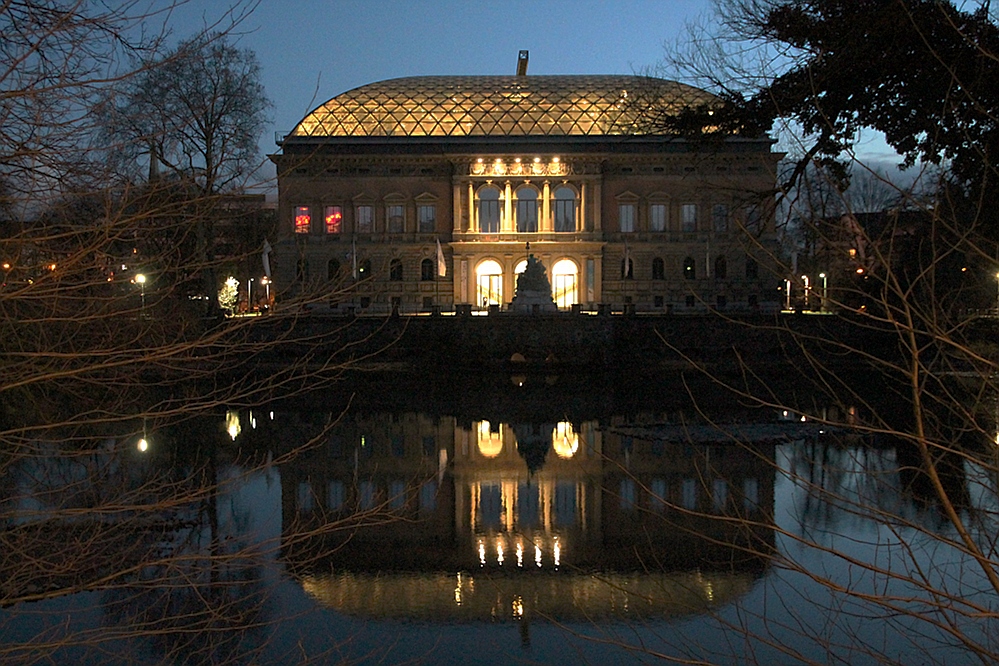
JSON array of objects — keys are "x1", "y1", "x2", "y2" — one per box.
[{"x1": 275, "y1": 385, "x2": 779, "y2": 623}]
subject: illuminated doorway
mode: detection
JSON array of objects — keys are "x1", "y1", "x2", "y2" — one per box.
[
  {"x1": 551, "y1": 259, "x2": 578, "y2": 308},
  {"x1": 476, "y1": 259, "x2": 503, "y2": 307}
]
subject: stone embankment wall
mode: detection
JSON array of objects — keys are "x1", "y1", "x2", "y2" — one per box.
[{"x1": 251, "y1": 312, "x2": 899, "y2": 376}]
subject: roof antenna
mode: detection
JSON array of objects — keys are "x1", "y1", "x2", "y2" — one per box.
[{"x1": 517, "y1": 50, "x2": 529, "y2": 76}]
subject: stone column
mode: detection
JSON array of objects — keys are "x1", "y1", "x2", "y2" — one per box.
[
  {"x1": 580, "y1": 181, "x2": 587, "y2": 232},
  {"x1": 542, "y1": 181, "x2": 551, "y2": 232},
  {"x1": 504, "y1": 181, "x2": 513, "y2": 233},
  {"x1": 468, "y1": 182, "x2": 476, "y2": 232},
  {"x1": 453, "y1": 183, "x2": 461, "y2": 233}
]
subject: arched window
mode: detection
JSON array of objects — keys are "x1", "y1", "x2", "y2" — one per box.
[
  {"x1": 745, "y1": 256, "x2": 759, "y2": 279},
  {"x1": 715, "y1": 255, "x2": 727, "y2": 279},
  {"x1": 476, "y1": 259, "x2": 503, "y2": 307},
  {"x1": 478, "y1": 186, "x2": 500, "y2": 233},
  {"x1": 421, "y1": 258, "x2": 434, "y2": 281},
  {"x1": 554, "y1": 186, "x2": 576, "y2": 232},
  {"x1": 516, "y1": 187, "x2": 538, "y2": 232},
  {"x1": 327, "y1": 259, "x2": 340, "y2": 281},
  {"x1": 389, "y1": 258, "x2": 403, "y2": 281},
  {"x1": 652, "y1": 257, "x2": 665, "y2": 280},
  {"x1": 621, "y1": 257, "x2": 634, "y2": 279},
  {"x1": 551, "y1": 259, "x2": 578, "y2": 308},
  {"x1": 683, "y1": 257, "x2": 696, "y2": 280}
]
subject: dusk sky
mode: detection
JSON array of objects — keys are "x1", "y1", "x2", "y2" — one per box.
[{"x1": 169, "y1": 0, "x2": 899, "y2": 190}]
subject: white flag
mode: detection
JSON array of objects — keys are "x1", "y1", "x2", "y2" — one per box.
[
  {"x1": 436, "y1": 238, "x2": 446, "y2": 277},
  {"x1": 262, "y1": 239, "x2": 272, "y2": 278}
]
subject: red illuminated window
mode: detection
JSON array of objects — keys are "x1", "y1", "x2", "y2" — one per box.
[
  {"x1": 294, "y1": 206, "x2": 311, "y2": 234},
  {"x1": 324, "y1": 205, "x2": 342, "y2": 234}
]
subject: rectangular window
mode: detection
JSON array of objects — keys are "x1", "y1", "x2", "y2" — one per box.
[
  {"x1": 517, "y1": 199, "x2": 538, "y2": 232},
  {"x1": 479, "y1": 200, "x2": 500, "y2": 233},
  {"x1": 387, "y1": 204, "x2": 404, "y2": 233},
  {"x1": 356, "y1": 205, "x2": 374, "y2": 232},
  {"x1": 324, "y1": 205, "x2": 342, "y2": 234},
  {"x1": 554, "y1": 200, "x2": 575, "y2": 232},
  {"x1": 294, "y1": 206, "x2": 311, "y2": 234},
  {"x1": 681, "y1": 204, "x2": 697, "y2": 232},
  {"x1": 418, "y1": 205, "x2": 436, "y2": 233},
  {"x1": 618, "y1": 204, "x2": 636, "y2": 233},
  {"x1": 712, "y1": 204, "x2": 729, "y2": 232},
  {"x1": 649, "y1": 204, "x2": 667, "y2": 232}
]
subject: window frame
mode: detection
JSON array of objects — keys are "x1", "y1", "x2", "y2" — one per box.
[
  {"x1": 417, "y1": 204, "x2": 436, "y2": 233},
  {"x1": 324, "y1": 205, "x2": 343, "y2": 234},
  {"x1": 355, "y1": 204, "x2": 374, "y2": 233},
  {"x1": 386, "y1": 204, "x2": 405, "y2": 233},
  {"x1": 478, "y1": 186, "x2": 501, "y2": 233},
  {"x1": 294, "y1": 206, "x2": 311, "y2": 234},
  {"x1": 553, "y1": 186, "x2": 577, "y2": 233},
  {"x1": 681, "y1": 204, "x2": 698, "y2": 232},
  {"x1": 649, "y1": 203, "x2": 667, "y2": 232},
  {"x1": 619, "y1": 203, "x2": 636, "y2": 233}
]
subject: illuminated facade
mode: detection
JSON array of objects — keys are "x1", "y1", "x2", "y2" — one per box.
[{"x1": 274, "y1": 74, "x2": 781, "y2": 313}]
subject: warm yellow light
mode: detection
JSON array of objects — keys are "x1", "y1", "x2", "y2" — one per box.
[
  {"x1": 137, "y1": 438, "x2": 148, "y2": 452},
  {"x1": 819, "y1": 272, "x2": 826, "y2": 278},
  {"x1": 552, "y1": 156, "x2": 560, "y2": 163},
  {"x1": 226, "y1": 410, "x2": 241, "y2": 441},
  {"x1": 135, "y1": 273, "x2": 146, "y2": 284},
  {"x1": 1, "y1": 262, "x2": 9, "y2": 270},
  {"x1": 48, "y1": 263, "x2": 56, "y2": 271},
  {"x1": 856, "y1": 267, "x2": 865, "y2": 274},
  {"x1": 476, "y1": 420, "x2": 503, "y2": 457},
  {"x1": 553, "y1": 421, "x2": 579, "y2": 458},
  {"x1": 512, "y1": 596, "x2": 524, "y2": 618}
]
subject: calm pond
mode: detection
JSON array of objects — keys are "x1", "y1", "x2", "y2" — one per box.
[{"x1": 3, "y1": 371, "x2": 998, "y2": 665}]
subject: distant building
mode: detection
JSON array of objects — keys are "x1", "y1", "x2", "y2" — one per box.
[{"x1": 272, "y1": 71, "x2": 781, "y2": 314}]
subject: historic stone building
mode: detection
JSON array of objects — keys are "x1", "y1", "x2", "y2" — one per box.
[{"x1": 272, "y1": 71, "x2": 781, "y2": 314}]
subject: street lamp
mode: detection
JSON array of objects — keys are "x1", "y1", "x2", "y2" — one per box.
[
  {"x1": 819, "y1": 272, "x2": 828, "y2": 312},
  {"x1": 801, "y1": 274, "x2": 810, "y2": 311},
  {"x1": 260, "y1": 276, "x2": 270, "y2": 308},
  {"x1": 784, "y1": 279, "x2": 792, "y2": 311},
  {"x1": 247, "y1": 277, "x2": 254, "y2": 313},
  {"x1": 135, "y1": 273, "x2": 146, "y2": 317}
]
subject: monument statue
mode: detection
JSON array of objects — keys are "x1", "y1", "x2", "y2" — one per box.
[{"x1": 511, "y1": 245, "x2": 557, "y2": 313}]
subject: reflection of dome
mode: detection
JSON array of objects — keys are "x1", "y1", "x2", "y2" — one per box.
[
  {"x1": 291, "y1": 75, "x2": 719, "y2": 138},
  {"x1": 299, "y1": 570, "x2": 755, "y2": 622}
]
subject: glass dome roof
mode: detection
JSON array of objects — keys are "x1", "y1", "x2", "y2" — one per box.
[{"x1": 290, "y1": 75, "x2": 717, "y2": 138}]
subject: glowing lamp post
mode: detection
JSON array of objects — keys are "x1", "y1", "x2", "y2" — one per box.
[
  {"x1": 135, "y1": 273, "x2": 146, "y2": 317},
  {"x1": 801, "y1": 275, "x2": 810, "y2": 311},
  {"x1": 819, "y1": 272, "x2": 828, "y2": 312},
  {"x1": 260, "y1": 276, "x2": 270, "y2": 307}
]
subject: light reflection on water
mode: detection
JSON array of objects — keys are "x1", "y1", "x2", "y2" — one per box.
[{"x1": 2, "y1": 374, "x2": 999, "y2": 664}]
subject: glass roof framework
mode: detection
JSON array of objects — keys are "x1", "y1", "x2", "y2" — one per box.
[{"x1": 290, "y1": 75, "x2": 719, "y2": 138}]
